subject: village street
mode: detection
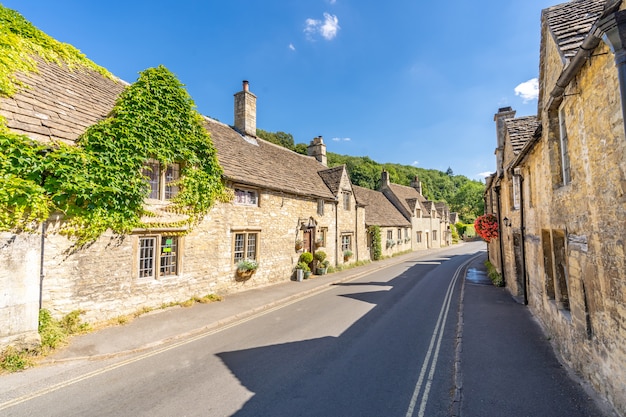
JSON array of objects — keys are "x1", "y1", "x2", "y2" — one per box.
[{"x1": 0, "y1": 242, "x2": 608, "y2": 416}]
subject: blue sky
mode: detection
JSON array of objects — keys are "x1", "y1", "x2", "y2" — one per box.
[{"x1": 4, "y1": 0, "x2": 558, "y2": 180}]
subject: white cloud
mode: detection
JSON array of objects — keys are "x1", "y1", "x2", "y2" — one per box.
[
  {"x1": 328, "y1": 0, "x2": 337, "y2": 4},
  {"x1": 288, "y1": 43, "x2": 296, "y2": 51},
  {"x1": 304, "y1": 13, "x2": 340, "y2": 41},
  {"x1": 477, "y1": 171, "x2": 494, "y2": 178},
  {"x1": 411, "y1": 161, "x2": 419, "y2": 166},
  {"x1": 332, "y1": 137, "x2": 351, "y2": 142},
  {"x1": 514, "y1": 78, "x2": 539, "y2": 103}
]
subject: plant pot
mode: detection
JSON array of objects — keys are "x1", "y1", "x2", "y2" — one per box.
[
  {"x1": 236, "y1": 269, "x2": 255, "y2": 281},
  {"x1": 296, "y1": 269, "x2": 304, "y2": 282},
  {"x1": 316, "y1": 268, "x2": 326, "y2": 275},
  {"x1": 304, "y1": 271, "x2": 312, "y2": 279}
]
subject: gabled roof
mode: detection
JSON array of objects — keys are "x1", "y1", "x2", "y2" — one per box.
[
  {"x1": 318, "y1": 165, "x2": 346, "y2": 196},
  {"x1": 387, "y1": 183, "x2": 431, "y2": 217},
  {"x1": 0, "y1": 57, "x2": 125, "y2": 144},
  {"x1": 353, "y1": 186, "x2": 410, "y2": 227},
  {"x1": 505, "y1": 116, "x2": 540, "y2": 155},
  {"x1": 204, "y1": 117, "x2": 336, "y2": 199},
  {"x1": 543, "y1": 0, "x2": 606, "y2": 61}
]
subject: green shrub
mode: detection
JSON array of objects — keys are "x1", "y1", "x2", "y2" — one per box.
[
  {"x1": 0, "y1": 346, "x2": 32, "y2": 372},
  {"x1": 368, "y1": 225, "x2": 382, "y2": 261},
  {"x1": 299, "y1": 252, "x2": 313, "y2": 264},
  {"x1": 485, "y1": 260, "x2": 504, "y2": 287}
]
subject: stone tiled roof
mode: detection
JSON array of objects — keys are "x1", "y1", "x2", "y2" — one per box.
[
  {"x1": 0, "y1": 57, "x2": 126, "y2": 144},
  {"x1": 387, "y1": 183, "x2": 431, "y2": 217},
  {"x1": 353, "y1": 186, "x2": 410, "y2": 227},
  {"x1": 505, "y1": 116, "x2": 540, "y2": 154},
  {"x1": 204, "y1": 117, "x2": 336, "y2": 199},
  {"x1": 543, "y1": 0, "x2": 606, "y2": 61},
  {"x1": 435, "y1": 202, "x2": 450, "y2": 219},
  {"x1": 318, "y1": 165, "x2": 346, "y2": 196}
]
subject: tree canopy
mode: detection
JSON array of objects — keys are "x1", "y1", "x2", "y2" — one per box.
[{"x1": 255, "y1": 129, "x2": 485, "y2": 223}]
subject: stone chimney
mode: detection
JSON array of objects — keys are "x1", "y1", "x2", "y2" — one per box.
[
  {"x1": 234, "y1": 80, "x2": 257, "y2": 136},
  {"x1": 410, "y1": 175, "x2": 423, "y2": 195},
  {"x1": 381, "y1": 170, "x2": 390, "y2": 188},
  {"x1": 307, "y1": 136, "x2": 327, "y2": 166},
  {"x1": 494, "y1": 107, "x2": 516, "y2": 177}
]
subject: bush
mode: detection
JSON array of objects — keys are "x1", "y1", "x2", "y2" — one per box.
[
  {"x1": 368, "y1": 225, "x2": 382, "y2": 261},
  {"x1": 237, "y1": 258, "x2": 258, "y2": 271},
  {"x1": 299, "y1": 252, "x2": 313, "y2": 264},
  {"x1": 313, "y1": 251, "x2": 327, "y2": 262},
  {"x1": 296, "y1": 261, "x2": 310, "y2": 272}
]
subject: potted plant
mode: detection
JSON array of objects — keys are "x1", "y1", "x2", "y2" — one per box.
[
  {"x1": 315, "y1": 238, "x2": 324, "y2": 248},
  {"x1": 295, "y1": 261, "x2": 311, "y2": 281},
  {"x1": 236, "y1": 259, "x2": 258, "y2": 281},
  {"x1": 313, "y1": 251, "x2": 327, "y2": 275},
  {"x1": 299, "y1": 252, "x2": 313, "y2": 279},
  {"x1": 295, "y1": 239, "x2": 304, "y2": 251},
  {"x1": 343, "y1": 250, "x2": 353, "y2": 262}
]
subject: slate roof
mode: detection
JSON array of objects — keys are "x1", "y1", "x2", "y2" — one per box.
[
  {"x1": 505, "y1": 116, "x2": 541, "y2": 154},
  {"x1": 543, "y1": 0, "x2": 606, "y2": 61},
  {"x1": 204, "y1": 117, "x2": 336, "y2": 199},
  {"x1": 387, "y1": 183, "x2": 431, "y2": 217},
  {"x1": 318, "y1": 165, "x2": 346, "y2": 196},
  {"x1": 353, "y1": 186, "x2": 410, "y2": 227},
  {"x1": 0, "y1": 57, "x2": 126, "y2": 144}
]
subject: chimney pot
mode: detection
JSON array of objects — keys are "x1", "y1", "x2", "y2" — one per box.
[{"x1": 243, "y1": 80, "x2": 249, "y2": 91}]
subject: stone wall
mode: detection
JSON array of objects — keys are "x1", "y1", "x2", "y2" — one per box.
[
  {"x1": 0, "y1": 232, "x2": 41, "y2": 349},
  {"x1": 36, "y1": 187, "x2": 337, "y2": 325},
  {"x1": 523, "y1": 29, "x2": 626, "y2": 414}
]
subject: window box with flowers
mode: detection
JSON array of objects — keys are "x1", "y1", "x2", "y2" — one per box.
[
  {"x1": 386, "y1": 239, "x2": 396, "y2": 249},
  {"x1": 236, "y1": 259, "x2": 258, "y2": 281}
]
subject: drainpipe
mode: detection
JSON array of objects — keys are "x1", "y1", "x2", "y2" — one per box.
[
  {"x1": 39, "y1": 220, "x2": 46, "y2": 309},
  {"x1": 495, "y1": 185, "x2": 506, "y2": 284},
  {"x1": 517, "y1": 171, "x2": 528, "y2": 305}
]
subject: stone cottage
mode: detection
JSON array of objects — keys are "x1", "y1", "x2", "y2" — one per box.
[
  {"x1": 379, "y1": 171, "x2": 450, "y2": 250},
  {"x1": 485, "y1": 0, "x2": 626, "y2": 413}
]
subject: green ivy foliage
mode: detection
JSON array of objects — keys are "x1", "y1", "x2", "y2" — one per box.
[
  {"x1": 368, "y1": 225, "x2": 382, "y2": 261},
  {"x1": 0, "y1": 65, "x2": 229, "y2": 244},
  {"x1": 0, "y1": 5, "x2": 112, "y2": 97}
]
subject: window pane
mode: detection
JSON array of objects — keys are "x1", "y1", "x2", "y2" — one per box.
[
  {"x1": 234, "y1": 233, "x2": 245, "y2": 262},
  {"x1": 143, "y1": 162, "x2": 160, "y2": 199},
  {"x1": 164, "y1": 163, "x2": 180, "y2": 200},
  {"x1": 246, "y1": 233, "x2": 257, "y2": 260},
  {"x1": 139, "y1": 237, "x2": 156, "y2": 278},
  {"x1": 160, "y1": 236, "x2": 178, "y2": 276}
]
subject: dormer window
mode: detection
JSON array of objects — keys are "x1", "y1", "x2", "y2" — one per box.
[
  {"x1": 342, "y1": 191, "x2": 351, "y2": 211},
  {"x1": 143, "y1": 160, "x2": 180, "y2": 201},
  {"x1": 234, "y1": 188, "x2": 258, "y2": 206}
]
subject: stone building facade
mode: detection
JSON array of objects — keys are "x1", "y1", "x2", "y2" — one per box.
[
  {"x1": 0, "y1": 9, "x2": 450, "y2": 351},
  {"x1": 485, "y1": 0, "x2": 626, "y2": 413}
]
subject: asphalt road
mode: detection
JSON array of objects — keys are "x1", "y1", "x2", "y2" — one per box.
[{"x1": 1, "y1": 242, "x2": 609, "y2": 416}]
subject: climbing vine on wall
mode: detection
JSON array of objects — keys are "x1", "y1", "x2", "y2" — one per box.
[
  {"x1": 368, "y1": 225, "x2": 382, "y2": 261},
  {"x1": 0, "y1": 45, "x2": 230, "y2": 242}
]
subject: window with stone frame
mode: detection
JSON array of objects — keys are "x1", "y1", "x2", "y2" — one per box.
[
  {"x1": 138, "y1": 235, "x2": 180, "y2": 279},
  {"x1": 341, "y1": 234, "x2": 352, "y2": 252},
  {"x1": 342, "y1": 191, "x2": 351, "y2": 211},
  {"x1": 416, "y1": 231, "x2": 422, "y2": 243},
  {"x1": 317, "y1": 199, "x2": 325, "y2": 216},
  {"x1": 433, "y1": 230, "x2": 438, "y2": 241},
  {"x1": 234, "y1": 188, "x2": 259, "y2": 206},
  {"x1": 387, "y1": 230, "x2": 393, "y2": 240},
  {"x1": 317, "y1": 227, "x2": 327, "y2": 247},
  {"x1": 233, "y1": 231, "x2": 259, "y2": 263},
  {"x1": 142, "y1": 160, "x2": 180, "y2": 201},
  {"x1": 512, "y1": 173, "x2": 521, "y2": 210},
  {"x1": 558, "y1": 107, "x2": 571, "y2": 186}
]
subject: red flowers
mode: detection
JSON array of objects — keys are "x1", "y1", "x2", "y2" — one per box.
[{"x1": 474, "y1": 214, "x2": 499, "y2": 243}]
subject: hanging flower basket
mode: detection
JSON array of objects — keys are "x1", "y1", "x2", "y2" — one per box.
[
  {"x1": 236, "y1": 269, "x2": 256, "y2": 281},
  {"x1": 295, "y1": 239, "x2": 304, "y2": 251},
  {"x1": 474, "y1": 214, "x2": 499, "y2": 243},
  {"x1": 235, "y1": 259, "x2": 258, "y2": 281}
]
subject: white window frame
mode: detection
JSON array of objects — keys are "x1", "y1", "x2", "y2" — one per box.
[
  {"x1": 233, "y1": 231, "x2": 259, "y2": 263},
  {"x1": 234, "y1": 188, "x2": 259, "y2": 206},
  {"x1": 138, "y1": 235, "x2": 180, "y2": 279},
  {"x1": 341, "y1": 234, "x2": 352, "y2": 252}
]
